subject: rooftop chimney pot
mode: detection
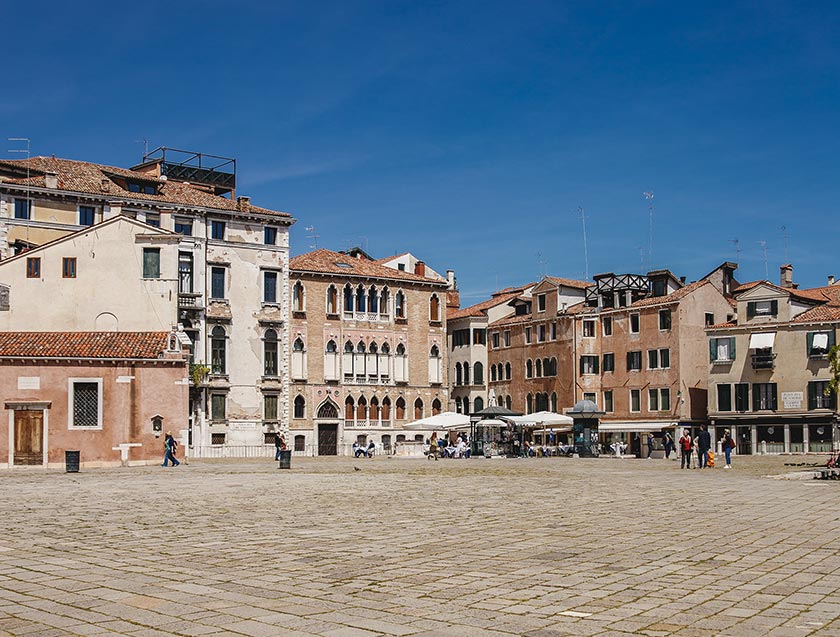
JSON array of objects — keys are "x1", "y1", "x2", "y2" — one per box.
[
  {"x1": 237, "y1": 195, "x2": 250, "y2": 211},
  {"x1": 414, "y1": 261, "x2": 426, "y2": 277},
  {"x1": 829, "y1": 275, "x2": 835, "y2": 286},
  {"x1": 780, "y1": 264, "x2": 793, "y2": 289},
  {"x1": 44, "y1": 171, "x2": 58, "y2": 189}
]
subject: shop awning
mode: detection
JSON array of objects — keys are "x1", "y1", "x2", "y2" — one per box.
[
  {"x1": 599, "y1": 421, "x2": 677, "y2": 432},
  {"x1": 749, "y1": 332, "x2": 776, "y2": 349}
]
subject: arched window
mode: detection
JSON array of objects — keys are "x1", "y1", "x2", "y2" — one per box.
[
  {"x1": 474, "y1": 397, "x2": 484, "y2": 412},
  {"x1": 414, "y1": 398, "x2": 424, "y2": 420},
  {"x1": 356, "y1": 396, "x2": 367, "y2": 421},
  {"x1": 294, "y1": 395, "x2": 305, "y2": 419},
  {"x1": 491, "y1": 365, "x2": 497, "y2": 382},
  {"x1": 356, "y1": 341, "x2": 366, "y2": 353},
  {"x1": 370, "y1": 396, "x2": 381, "y2": 422},
  {"x1": 463, "y1": 362, "x2": 470, "y2": 386},
  {"x1": 396, "y1": 343, "x2": 406, "y2": 355},
  {"x1": 343, "y1": 284, "x2": 354, "y2": 312},
  {"x1": 326, "y1": 285, "x2": 338, "y2": 315},
  {"x1": 505, "y1": 362, "x2": 511, "y2": 380},
  {"x1": 211, "y1": 326, "x2": 226, "y2": 374},
  {"x1": 455, "y1": 397, "x2": 462, "y2": 413},
  {"x1": 265, "y1": 329, "x2": 280, "y2": 377},
  {"x1": 464, "y1": 397, "x2": 470, "y2": 415},
  {"x1": 535, "y1": 358, "x2": 542, "y2": 377},
  {"x1": 379, "y1": 287, "x2": 390, "y2": 315},
  {"x1": 396, "y1": 397, "x2": 406, "y2": 419},
  {"x1": 497, "y1": 395, "x2": 504, "y2": 406},
  {"x1": 543, "y1": 358, "x2": 550, "y2": 376},
  {"x1": 551, "y1": 392, "x2": 558, "y2": 412},
  {"x1": 526, "y1": 359, "x2": 533, "y2": 378},
  {"x1": 326, "y1": 339, "x2": 337, "y2": 353},
  {"x1": 432, "y1": 398, "x2": 442, "y2": 416},
  {"x1": 291, "y1": 336, "x2": 305, "y2": 379},
  {"x1": 550, "y1": 358, "x2": 557, "y2": 376},
  {"x1": 369, "y1": 286, "x2": 378, "y2": 313},
  {"x1": 294, "y1": 435, "x2": 305, "y2": 452},
  {"x1": 456, "y1": 363, "x2": 463, "y2": 385},
  {"x1": 395, "y1": 290, "x2": 406, "y2": 319},
  {"x1": 505, "y1": 395, "x2": 512, "y2": 410},
  {"x1": 356, "y1": 284, "x2": 366, "y2": 312},
  {"x1": 292, "y1": 281, "x2": 305, "y2": 312},
  {"x1": 345, "y1": 396, "x2": 355, "y2": 421},
  {"x1": 343, "y1": 340, "x2": 354, "y2": 379},
  {"x1": 526, "y1": 393, "x2": 533, "y2": 413},
  {"x1": 429, "y1": 294, "x2": 440, "y2": 322},
  {"x1": 473, "y1": 362, "x2": 483, "y2": 384},
  {"x1": 324, "y1": 339, "x2": 339, "y2": 381},
  {"x1": 382, "y1": 396, "x2": 391, "y2": 421},
  {"x1": 317, "y1": 400, "x2": 339, "y2": 419},
  {"x1": 394, "y1": 343, "x2": 408, "y2": 383},
  {"x1": 429, "y1": 345, "x2": 441, "y2": 384},
  {"x1": 536, "y1": 393, "x2": 548, "y2": 412},
  {"x1": 369, "y1": 342, "x2": 378, "y2": 354}
]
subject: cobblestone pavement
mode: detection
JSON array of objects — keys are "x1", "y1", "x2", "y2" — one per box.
[{"x1": 2, "y1": 456, "x2": 839, "y2": 637}]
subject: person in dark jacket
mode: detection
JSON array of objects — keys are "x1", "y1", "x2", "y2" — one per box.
[
  {"x1": 274, "y1": 432, "x2": 286, "y2": 460},
  {"x1": 698, "y1": 425, "x2": 712, "y2": 468}
]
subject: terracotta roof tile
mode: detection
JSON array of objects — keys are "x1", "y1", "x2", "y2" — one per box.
[
  {"x1": 290, "y1": 248, "x2": 446, "y2": 284},
  {"x1": 0, "y1": 157, "x2": 292, "y2": 219},
  {"x1": 630, "y1": 279, "x2": 709, "y2": 307},
  {"x1": 543, "y1": 276, "x2": 591, "y2": 290},
  {"x1": 447, "y1": 290, "x2": 523, "y2": 320},
  {"x1": 0, "y1": 332, "x2": 170, "y2": 359}
]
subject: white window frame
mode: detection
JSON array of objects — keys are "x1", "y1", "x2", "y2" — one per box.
[
  {"x1": 602, "y1": 316, "x2": 613, "y2": 336},
  {"x1": 582, "y1": 320, "x2": 596, "y2": 338},
  {"x1": 537, "y1": 294, "x2": 546, "y2": 313},
  {"x1": 629, "y1": 312, "x2": 640, "y2": 334},
  {"x1": 629, "y1": 389, "x2": 641, "y2": 413},
  {"x1": 525, "y1": 327, "x2": 532, "y2": 344},
  {"x1": 77, "y1": 204, "x2": 96, "y2": 226},
  {"x1": 67, "y1": 378, "x2": 103, "y2": 430}
]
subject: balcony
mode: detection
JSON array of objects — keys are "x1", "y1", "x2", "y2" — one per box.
[
  {"x1": 344, "y1": 419, "x2": 392, "y2": 428},
  {"x1": 343, "y1": 375, "x2": 394, "y2": 386},
  {"x1": 751, "y1": 352, "x2": 776, "y2": 370},
  {"x1": 178, "y1": 292, "x2": 204, "y2": 309},
  {"x1": 343, "y1": 311, "x2": 390, "y2": 323}
]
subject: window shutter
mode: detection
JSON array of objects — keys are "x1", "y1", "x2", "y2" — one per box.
[
  {"x1": 579, "y1": 357, "x2": 585, "y2": 375},
  {"x1": 752, "y1": 384, "x2": 759, "y2": 412},
  {"x1": 627, "y1": 352, "x2": 632, "y2": 370},
  {"x1": 806, "y1": 332, "x2": 814, "y2": 355},
  {"x1": 770, "y1": 384, "x2": 778, "y2": 410},
  {"x1": 770, "y1": 300, "x2": 778, "y2": 316},
  {"x1": 594, "y1": 356, "x2": 599, "y2": 374},
  {"x1": 709, "y1": 338, "x2": 716, "y2": 362},
  {"x1": 808, "y1": 381, "x2": 816, "y2": 410},
  {"x1": 747, "y1": 302, "x2": 755, "y2": 319},
  {"x1": 729, "y1": 337, "x2": 736, "y2": 361},
  {"x1": 829, "y1": 331, "x2": 836, "y2": 348}
]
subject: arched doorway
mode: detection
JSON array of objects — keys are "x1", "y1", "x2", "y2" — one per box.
[{"x1": 316, "y1": 399, "x2": 339, "y2": 456}]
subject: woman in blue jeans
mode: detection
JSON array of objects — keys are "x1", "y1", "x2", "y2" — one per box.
[{"x1": 721, "y1": 429, "x2": 734, "y2": 469}]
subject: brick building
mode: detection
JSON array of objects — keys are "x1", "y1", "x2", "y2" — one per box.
[{"x1": 287, "y1": 248, "x2": 451, "y2": 455}]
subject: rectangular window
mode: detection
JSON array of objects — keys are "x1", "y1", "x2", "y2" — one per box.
[
  {"x1": 705, "y1": 312, "x2": 715, "y2": 327},
  {"x1": 211, "y1": 220, "x2": 225, "y2": 240},
  {"x1": 583, "y1": 392, "x2": 596, "y2": 402},
  {"x1": 70, "y1": 380, "x2": 101, "y2": 428},
  {"x1": 178, "y1": 252, "x2": 193, "y2": 293},
  {"x1": 62, "y1": 257, "x2": 76, "y2": 278},
  {"x1": 264, "y1": 226, "x2": 277, "y2": 245},
  {"x1": 752, "y1": 383, "x2": 777, "y2": 411},
  {"x1": 808, "y1": 381, "x2": 836, "y2": 410},
  {"x1": 648, "y1": 388, "x2": 659, "y2": 412},
  {"x1": 504, "y1": 330, "x2": 511, "y2": 347},
  {"x1": 473, "y1": 329, "x2": 486, "y2": 345},
  {"x1": 735, "y1": 383, "x2": 749, "y2": 411},
  {"x1": 710, "y1": 336, "x2": 736, "y2": 362},
  {"x1": 211, "y1": 394, "x2": 226, "y2": 421},
  {"x1": 537, "y1": 324, "x2": 546, "y2": 342},
  {"x1": 583, "y1": 320, "x2": 596, "y2": 337},
  {"x1": 580, "y1": 355, "x2": 599, "y2": 375},
  {"x1": 264, "y1": 395, "x2": 279, "y2": 421},
  {"x1": 807, "y1": 331, "x2": 835, "y2": 357},
  {"x1": 145, "y1": 213, "x2": 160, "y2": 228},
  {"x1": 264, "y1": 271, "x2": 277, "y2": 303},
  {"x1": 630, "y1": 389, "x2": 641, "y2": 413},
  {"x1": 660, "y1": 348, "x2": 670, "y2": 369},
  {"x1": 602, "y1": 317, "x2": 613, "y2": 336},
  {"x1": 26, "y1": 257, "x2": 41, "y2": 278},
  {"x1": 538, "y1": 294, "x2": 546, "y2": 312},
  {"x1": 491, "y1": 332, "x2": 500, "y2": 348},
  {"x1": 717, "y1": 384, "x2": 732, "y2": 411},
  {"x1": 14, "y1": 198, "x2": 31, "y2": 219},
  {"x1": 659, "y1": 308, "x2": 672, "y2": 330},
  {"x1": 211, "y1": 267, "x2": 226, "y2": 299},
  {"x1": 78, "y1": 205, "x2": 95, "y2": 226},
  {"x1": 630, "y1": 313, "x2": 640, "y2": 334},
  {"x1": 174, "y1": 219, "x2": 192, "y2": 236},
  {"x1": 747, "y1": 300, "x2": 778, "y2": 318},
  {"x1": 648, "y1": 349, "x2": 659, "y2": 370},
  {"x1": 142, "y1": 248, "x2": 160, "y2": 279},
  {"x1": 453, "y1": 329, "x2": 470, "y2": 347},
  {"x1": 549, "y1": 323, "x2": 556, "y2": 340},
  {"x1": 525, "y1": 327, "x2": 532, "y2": 344},
  {"x1": 660, "y1": 388, "x2": 670, "y2": 411},
  {"x1": 627, "y1": 350, "x2": 642, "y2": 371},
  {"x1": 602, "y1": 353, "x2": 615, "y2": 372},
  {"x1": 603, "y1": 390, "x2": 614, "y2": 413},
  {"x1": 211, "y1": 432, "x2": 226, "y2": 445}
]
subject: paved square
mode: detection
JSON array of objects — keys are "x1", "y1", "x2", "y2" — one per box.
[{"x1": 2, "y1": 456, "x2": 839, "y2": 636}]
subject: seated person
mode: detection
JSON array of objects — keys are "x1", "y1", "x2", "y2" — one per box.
[
  {"x1": 367, "y1": 440, "x2": 376, "y2": 456},
  {"x1": 353, "y1": 442, "x2": 368, "y2": 458}
]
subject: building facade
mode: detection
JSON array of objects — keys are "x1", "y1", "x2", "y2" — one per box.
[
  {"x1": 287, "y1": 248, "x2": 451, "y2": 455},
  {"x1": 707, "y1": 267, "x2": 840, "y2": 454},
  {"x1": 0, "y1": 152, "x2": 294, "y2": 453}
]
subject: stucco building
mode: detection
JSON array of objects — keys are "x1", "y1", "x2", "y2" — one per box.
[
  {"x1": 287, "y1": 248, "x2": 451, "y2": 455},
  {"x1": 0, "y1": 150, "x2": 294, "y2": 454},
  {"x1": 707, "y1": 266, "x2": 839, "y2": 454}
]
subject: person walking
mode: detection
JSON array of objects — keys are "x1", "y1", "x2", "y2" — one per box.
[
  {"x1": 698, "y1": 425, "x2": 711, "y2": 469},
  {"x1": 722, "y1": 429, "x2": 735, "y2": 469},
  {"x1": 161, "y1": 432, "x2": 180, "y2": 467},
  {"x1": 646, "y1": 432, "x2": 655, "y2": 459},
  {"x1": 679, "y1": 430, "x2": 692, "y2": 469},
  {"x1": 662, "y1": 432, "x2": 673, "y2": 459},
  {"x1": 274, "y1": 432, "x2": 286, "y2": 461}
]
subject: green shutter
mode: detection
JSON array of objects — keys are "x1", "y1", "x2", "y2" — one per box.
[
  {"x1": 594, "y1": 356, "x2": 599, "y2": 374},
  {"x1": 729, "y1": 337, "x2": 736, "y2": 361},
  {"x1": 770, "y1": 384, "x2": 778, "y2": 410},
  {"x1": 752, "y1": 384, "x2": 759, "y2": 411},
  {"x1": 808, "y1": 382, "x2": 817, "y2": 410},
  {"x1": 807, "y1": 332, "x2": 814, "y2": 356},
  {"x1": 829, "y1": 331, "x2": 836, "y2": 348},
  {"x1": 747, "y1": 302, "x2": 756, "y2": 319},
  {"x1": 770, "y1": 300, "x2": 778, "y2": 316},
  {"x1": 709, "y1": 338, "x2": 716, "y2": 362},
  {"x1": 579, "y1": 357, "x2": 585, "y2": 375}
]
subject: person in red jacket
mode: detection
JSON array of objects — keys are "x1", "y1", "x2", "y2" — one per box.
[{"x1": 679, "y1": 430, "x2": 692, "y2": 469}]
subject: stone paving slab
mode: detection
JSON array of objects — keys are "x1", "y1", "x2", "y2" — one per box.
[{"x1": 1, "y1": 456, "x2": 839, "y2": 635}]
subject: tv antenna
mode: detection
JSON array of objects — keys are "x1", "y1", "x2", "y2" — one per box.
[
  {"x1": 7, "y1": 137, "x2": 31, "y2": 244},
  {"x1": 643, "y1": 191, "x2": 654, "y2": 272},
  {"x1": 578, "y1": 206, "x2": 589, "y2": 280},
  {"x1": 780, "y1": 225, "x2": 790, "y2": 262},
  {"x1": 729, "y1": 238, "x2": 740, "y2": 262},
  {"x1": 536, "y1": 252, "x2": 546, "y2": 279},
  {"x1": 636, "y1": 245, "x2": 645, "y2": 273},
  {"x1": 304, "y1": 225, "x2": 319, "y2": 249},
  {"x1": 135, "y1": 138, "x2": 149, "y2": 157},
  {"x1": 757, "y1": 240, "x2": 769, "y2": 279}
]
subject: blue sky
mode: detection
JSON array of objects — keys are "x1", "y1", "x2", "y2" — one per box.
[{"x1": 4, "y1": 1, "x2": 839, "y2": 302}]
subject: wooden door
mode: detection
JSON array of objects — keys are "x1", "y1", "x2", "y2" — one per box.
[
  {"x1": 14, "y1": 410, "x2": 43, "y2": 465},
  {"x1": 318, "y1": 424, "x2": 338, "y2": 456}
]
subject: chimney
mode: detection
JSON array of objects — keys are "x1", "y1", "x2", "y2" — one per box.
[
  {"x1": 100, "y1": 177, "x2": 111, "y2": 192},
  {"x1": 780, "y1": 264, "x2": 793, "y2": 289},
  {"x1": 679, "y1": 276, "x2": 686, "y2": 284},
  {"x1": 446, "y1": 289, "x2": 460, "y2": 310},
  {"x1": 44, "y1": 171, "x2": 58, "y2": 189},
  {"x1": 446, "y1": 269, "x2": 456, "y2": 289},
  {"x1": 829, "y1": 275, "x2": 835, "y2": 286},
  {"x1": 414, "y1": 260, "x2": 426, "y2": 277},
  {"x1": 237, "y1": 195, "x2": 250, "y2": 211}
]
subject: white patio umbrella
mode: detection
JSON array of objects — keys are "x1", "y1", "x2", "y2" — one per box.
[
  {"x1": 506, "y1": 411, "x2": 574, "y2": 427},
  {"x1": 403, "y1": 411, "x2": 470, "y2": 430}
]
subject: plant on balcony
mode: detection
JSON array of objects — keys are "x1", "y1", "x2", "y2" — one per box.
[
  {"x1": 828, "y1": 345, "x2": 840, "y2": 397},
  {"x1": 190, "y1": 362, "x2": 211, "y2": 388}
]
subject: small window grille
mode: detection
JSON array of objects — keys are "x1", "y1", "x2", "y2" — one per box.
[{"x1": 73, "y1": 382, "x2": 99, "y2": 427}]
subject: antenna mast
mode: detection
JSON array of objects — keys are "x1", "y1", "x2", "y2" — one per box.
[
  {"x1": 643, "y1": 191, "x2": 654, "y2": 272},
  {"x1": 758, "y1": 240, "x2": 769, "y2": 279},
  {"x1": 578, "y1": 206, "x2": 589, "y2": 280},
  {"x1": 7, "y1": 137, "x2": 31, "y2": 245},
  {"x1": 729, "y1": 238, "x2": 740, "y2": 262},
  {"x1": 304, "y1": 225, "x2": 319, "y2": 249},
  {"x1": 780, "y1": 226, "x2": 790, "y2": 262}
]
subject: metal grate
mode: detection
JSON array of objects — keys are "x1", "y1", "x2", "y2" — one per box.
[
  {"x1": 211, "y1": 433, "x2": 226, "y2": 445},
  {"x1": 73, "y1": 382, "x2": 99, "y2": 426}
]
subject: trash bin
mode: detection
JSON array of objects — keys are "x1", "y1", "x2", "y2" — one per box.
[
  {"x1": 65, "y1": 450, "x2": 80, "y2": 473},
  {"x1": 278, "y1": 449, "x2": 292, "y2": 469}
]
